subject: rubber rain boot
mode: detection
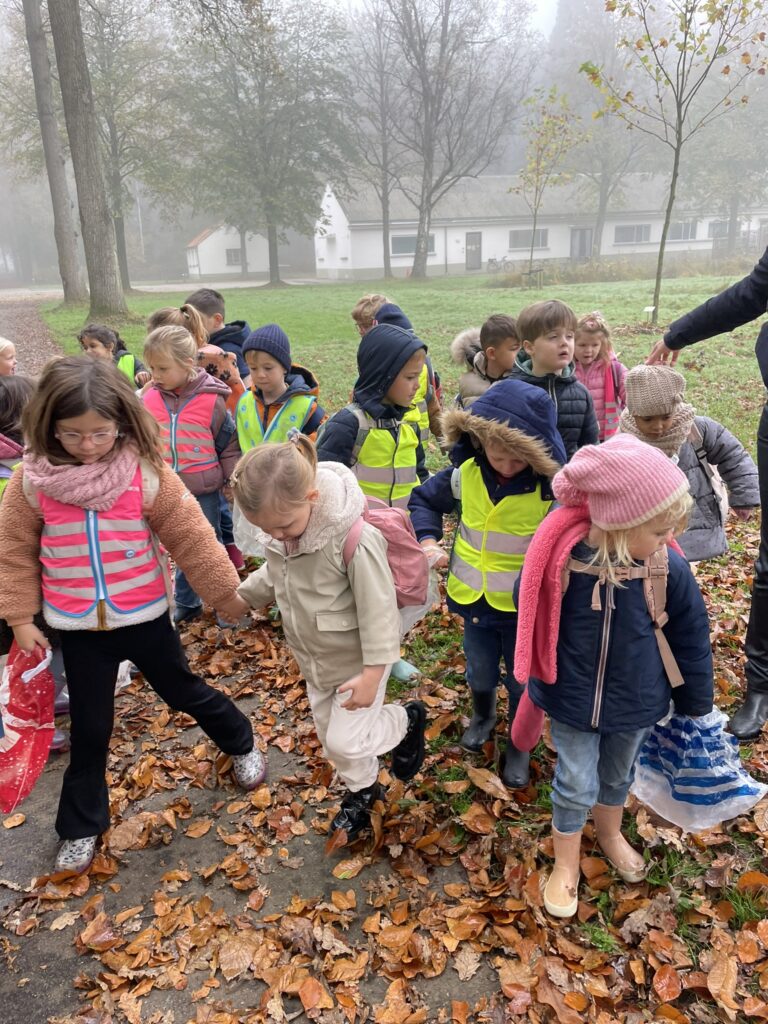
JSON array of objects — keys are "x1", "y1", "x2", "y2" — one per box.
[
  {"x1": 461, "y1": 689, "x2": 497, "y2": 751},
  {"x1": 544, "y1": 828, "x2": 582, "y2": 918},
  {"x1": 591, "y1": 803, "x2": 646, "y2": 882}
]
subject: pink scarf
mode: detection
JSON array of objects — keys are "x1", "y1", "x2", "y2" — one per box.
[
  {"x1": 23, "y1": 445, "x2": 139, "y2": 511},
  {"x1": 0, "y1": 434, "x2": 23, "y2": 462}
]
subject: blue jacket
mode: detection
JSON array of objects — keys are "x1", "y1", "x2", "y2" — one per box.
[
  {"x1": 316, "y1": 323, "x2": 427, "y2": 478},
  {"x1": 209, "y1": 320, "x2": 251, "y2": 379},
  {"x1": 664, "y1": 246, "x2": 768, "y2": 387},
  {"x1": 509, "y1": 354, "x2": 599, "y2": 459},
  {"x1": 526, "y1": 542, "x2": 714, "y2": 733},
  {"x1": 409, "y1": 379, "x2": 566, "y2": 628}
]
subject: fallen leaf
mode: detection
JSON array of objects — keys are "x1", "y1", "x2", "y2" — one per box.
[
  {"x1": 564, "y1": 992, "x2": 589, "y2": 1012},
  {"x1": 49, "y1": 911, "x2": 80, "y2": 930},
  {"x1": 298, "y1": 977, "x2": 334, "y2": 1011},
  {"x1": 185, "y1": 818, "x2": 213, "y2": 839},
  {"x1": 2, "y1": 814, "x2": 25, "y2": 829},
  {"x1": 466, "y1": 766, "x2": 510, "y2": 800},
  {"x1": 737, "y1": 871, "x2": 768, "y2": 891},
  {"x1": 219, "y1": 935, "x2": 256, "y2": 980},
  {"x1": 653, "y1": 964, "x2": 683, "y2": 1002},
  {"x1": 332, "y1": 856, "x2": 366, "y2": 880},
  {"x1": 707, "y1": 951, "x2": 740, "y2": 1014},
  {"x1": 452, "y1": 946, "x2": 481, "y2": 981}
]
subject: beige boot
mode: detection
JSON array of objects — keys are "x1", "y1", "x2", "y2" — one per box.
[
  {"x1": 591, "y1": 803, "x2": 646, "y2": 882},
  {"x1": 543, "y1": 828, "x2": 582, "y2": 918}
]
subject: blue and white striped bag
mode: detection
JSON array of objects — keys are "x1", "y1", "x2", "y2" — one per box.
[{"x1": 631, "y1": 709, "x2": 767, "y2": 832}]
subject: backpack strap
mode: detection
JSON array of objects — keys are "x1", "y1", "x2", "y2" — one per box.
[
  {"x1": 342, "y1": 516, "x2": 366, "y2": 568},
  {"x1": 346, "y1": 403, "x2": 371, "y2": 467},
  {"x1": 139, "y1": 459, "x2": 161, "y2": 514},
  {"x1": 688, "y1": 422, "x2": 714, "y2": 482}
]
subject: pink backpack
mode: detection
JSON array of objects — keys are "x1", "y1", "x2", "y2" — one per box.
[{"x1": 342, "y1": 496, "x2": 429, "y2": 608}]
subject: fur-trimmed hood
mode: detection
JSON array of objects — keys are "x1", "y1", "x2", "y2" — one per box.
[
  {"x1": 441, "y1": 378, "x2": 567, "y2": 476},
  {"x1": 450, "y1": 327, "x2": 481, "y2": 370}
]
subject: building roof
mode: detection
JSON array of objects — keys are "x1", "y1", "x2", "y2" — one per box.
[
  {"x1": 336, "y1": 173, "x2": 713, "y2": 227},
  {"x1": 186, "y1": 226, "x2": 222, "y2": 249}
]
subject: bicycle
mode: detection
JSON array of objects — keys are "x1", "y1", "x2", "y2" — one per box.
[{"x1": 487, "y1": 256, "x2": 513, "y2": 273}]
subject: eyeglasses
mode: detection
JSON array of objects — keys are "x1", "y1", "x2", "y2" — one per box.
[{"x1": 55, "y1": 430, "x2": 120, "y2": 446}]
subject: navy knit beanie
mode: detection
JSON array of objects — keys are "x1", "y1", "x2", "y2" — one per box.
[
  {"x1": 243, "y1": 323, "x2": 291, "y2": 372},
  {"x1": 375, "y1": 303, "x2": 413, "y2": 331}
]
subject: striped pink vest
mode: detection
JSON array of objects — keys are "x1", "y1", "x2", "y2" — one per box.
[
  {"x1": 38, "y1": 467, "x2": 167, "y2": 622},
  {"x1": 143, "y1": 388, "x2": 219, "y2": 474}
]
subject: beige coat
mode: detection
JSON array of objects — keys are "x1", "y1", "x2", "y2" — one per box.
[{"x1": 237, "y1": 463, "x2": 401, "y2": 688}]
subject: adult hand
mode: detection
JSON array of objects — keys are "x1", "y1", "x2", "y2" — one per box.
[
  {"x1": 12, "y1": 622, "x2": 51, "y2": 654},
  {"x1": 647, "y1": 338, "x2": 679, "y2": 366}
]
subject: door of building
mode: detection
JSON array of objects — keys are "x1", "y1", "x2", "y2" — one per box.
[
  {"x1": 465, "y1": 232, "x2": 482, "y2": 271},
  {"x1": 570, "y1": 227, "x2": 593, "y2": 261}
]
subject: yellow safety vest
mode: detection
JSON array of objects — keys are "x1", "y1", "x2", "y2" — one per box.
[
  {"x1": 446, "y1": 460, "x2": 552, "y2": 611},
  {"x1": 116, "y1": 352, "x2": 136, "y2": 382},
  {"x1": 236, "y1": 391, "x2": 315, "y2": 450},
  {"x1": 350, "y1": 407, "x2": 420, "y2": 509},
  {"x1": 403, "y1": 363, "x2": 431, "y2": 442}
]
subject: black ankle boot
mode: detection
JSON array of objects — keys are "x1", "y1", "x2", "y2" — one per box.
[
  {"x1": 391, "y1": 701, "x2": 427, "y2": 780},
  {"x1": 331, "y1": 782, "x2": 384, "y2": 841},
  {"x1": 461, "y1": 690, "x2": 497, "y2": 751},
  {"x1": 500, "y1": 741, "x2": 530, "y2": 789},
  {"x1": 729, "y1": 690, "x2": 768, "y2": 740}
]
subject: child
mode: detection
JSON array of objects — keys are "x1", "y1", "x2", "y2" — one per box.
[
  {"x1": 351, "y1": 295, "x2": 442, "y2": 441},
  {"x1": 510, "y1": 300, "x2": 598, "y2": 458},
  {"x1": 78, "y1": 324, "x2": 151, "y2": 388},
  {"x1": 231, "y1": 436, "x2": 427, "y2": 842},
  {"x1": 573, "y1": 311, "x2": 628, "y2": 441},
  {"x1": 620, "y1": 364, "x2": 759, "y2": 561},
  {"x1": 237, "y1": 324, "x2": 326, "y2": 448},
  {"x1": 450, "y1": 314, "x2": 521, "y2": 409},
  {"x1": 0, "y1": 337, "x2": 17, "y2": 376},
  {"x1": 185, "y1": 288, "x2": 251, "y2": 384},
  {"x1": 148, "y1": 305, "x2": 245, "y2": 570},
  {"x1": 0, "y1": 357, "x2": 264, "y2": 873},
  {"x1": 409, "y1": 379, "x2": 566, "y2": 787},
  {"x1": 142, "y1": 326, "x2": 241, "y2": 624},
  {"x1": 510, "y1": 435, "x2": 713, "y2": 917},
  {"x1": 316, "y1": 322, "x2": 427, "y2": 503}
]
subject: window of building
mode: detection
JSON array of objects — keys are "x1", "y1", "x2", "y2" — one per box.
[
  {"x1": 668, "y1": 219, "x2": 698, "y2": 241},
  {"x1": 509, "y1": 228, "x2": 548, "y2": 250},
  {"x1": 391, "y1": 234, "x2": 435, "y2": 256},
  {"x1": 614, "y1": 224, "x2": 651, "y2": 244},
  {"x1": 225, "y1": 248, "x2": 242, "y2": 266},
  {"x1": 707, "y1": 220, "x2": 729, "y2": 239}
]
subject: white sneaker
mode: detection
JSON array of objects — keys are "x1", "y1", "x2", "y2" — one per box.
[
  {"x1": 232, "y1": 746, "x2": 267, "y2": 790},
  {"x1": 55, "y1": 835, "x2": 97, "y2": 873}
]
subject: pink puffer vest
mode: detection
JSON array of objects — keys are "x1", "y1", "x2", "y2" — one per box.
[
  {"x1": 38, "y1": 466, "x2": 167, "y2": 627},
  {"x1": 143, "y1": 389, "x2": 218, "y2": 474}
]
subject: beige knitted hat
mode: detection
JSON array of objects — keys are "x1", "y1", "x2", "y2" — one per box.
[{"x1": 624, "y1": 364, "x2": 686, "y2": 417}]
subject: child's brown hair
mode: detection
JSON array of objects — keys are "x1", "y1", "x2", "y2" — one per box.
[
  {"x1": 0, "y1": 375, "x2": 35, "y2": 445},
  {"x1": 232, "y1": 435, "x2": 317, "y2": 517},
  {"x1": 517, "y1": 300, "x2": 577, "y2": 344},
  {"x1": 184, "y1": 288, "x2": 225, "y2": 319},
  {"x1": 351, "y1": 293, "x2": 390, "y2": 331}
]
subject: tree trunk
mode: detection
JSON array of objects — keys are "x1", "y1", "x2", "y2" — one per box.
[
  {"x1": 592, "y1": 173, "x2": 610, "y2": 259},
  {"x1": 528, "y1": 206, "x2": 539, "y2": 279},
  {"x1": 651, "y1": 139, "x2": 683, "y2": 326},
  {"x1": 238, "y1": 227, "x2": 249, "y2": 276},
  {"x1": 106, "y1": 121, "x2": 131, "y2": 292},
  {"x1": 726, "y1": 193, "x2": 741, "y2": 256},
  {"x1": 381, "y1": 170, "x2": 393, "y2": 280},
  {"x1": 22, "y1": 0, "x2": 87, "y2": 304},
  {"x1": 411, "y1": 190, "x2": 431, "y2": 280},
  {"x1": 266, "y1": 222, "x2": 281, "y2": 285},
  {"x1": 47, "y1": 0, "x2": 126, "y2": 318}
]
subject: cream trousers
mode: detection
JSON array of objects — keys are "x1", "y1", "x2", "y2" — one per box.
[{"x1": 305, "y1": 664, "x2": 408, "y2": 791}]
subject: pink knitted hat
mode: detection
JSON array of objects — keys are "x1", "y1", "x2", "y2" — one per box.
[{"x1": 552, "y1": 434, "x2": 689, "y2": 530}]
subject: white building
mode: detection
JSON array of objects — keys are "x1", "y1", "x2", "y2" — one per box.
[
  {"x1": 314, "y1": 175, "x2": 768, "y2": 280},
  {"x1": 186, "y1": 225, "x2": 270, "y2": 278}
]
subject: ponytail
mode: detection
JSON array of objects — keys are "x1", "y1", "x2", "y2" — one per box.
[{"x1": 146, "y1": 304, "x2": 209, "y2": 349}]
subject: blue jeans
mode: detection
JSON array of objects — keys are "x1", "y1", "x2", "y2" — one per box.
[
  {"x1": 220, "y1": 492, "x2": 234, "y2": 547},
  {"x1": 462, "y1": 619, "x2": 518, "y2": 698},
  {"x1": 175, "y1": 490, "x2": 222, "y2": 610},
  {"x1": 549, "y1": 718, "x2": 652, "y2": 833}
]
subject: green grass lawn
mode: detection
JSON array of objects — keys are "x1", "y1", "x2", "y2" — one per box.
[{"x1": 41, "y1": 273, "x2": 767, "y2": 456}]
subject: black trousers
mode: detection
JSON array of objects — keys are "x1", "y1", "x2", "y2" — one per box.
[
  {"x1": 56, "y1": 613, "x2": 253, "y2": 839},
  {"x1": 745, "y1": 403, "x2": 768, "y2": 693}
]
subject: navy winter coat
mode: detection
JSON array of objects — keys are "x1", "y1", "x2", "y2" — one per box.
[
  {"x1": 315, "y1": 323, "x2": 426, "y2": 478},
  {"x1": 664, "y1": 246, "x2": 768, "y2": 387},
  {"x1": 209, "y1": 320, "x2": 251, "y2": 379},
  {"x1": 526, "y1": 542, "x2": 714, "y2": 733},
  {"x1": 509, "y1": 354, "x2": 599, "y2": 458}
]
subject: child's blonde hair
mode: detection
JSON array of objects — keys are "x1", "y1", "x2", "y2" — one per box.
[
  {"x1": 143, "y1": 325, "x2": 197, "y2": 375},
  {"x1": 576, "y1": 311, "x2": 614, "y2": 362},
  {"x1": 351, "y1": 293, "x2": 390, "y2": 331},
  {"x1": 589, "y1": 492, "x2": 693, "y2": 583},
  {"x1": 146, "y1": 305, "x2": 209, "y2": 349},
  {"x1": 0, "y1": 337, "x2": 15, "y2": 358},
  {"x1": 232, "y1": 435, "x2": 317, "y2": 517}
]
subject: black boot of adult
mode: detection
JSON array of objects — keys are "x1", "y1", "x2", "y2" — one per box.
[
  {"x1": 500, "y1": 683, "x2": 530, "y2": 788},
  {"x1": 461, "y1": 689, "x2": 497, "y2": 751}
]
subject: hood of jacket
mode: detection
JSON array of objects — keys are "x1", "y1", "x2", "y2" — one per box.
[
  {"x1": 441, "y1": 378, "x2": 567, "y2": 475},
  {"x1": 353, "y1": 323, "x2": 427, "y2": 418},
  {"x1": 450, "y1": 327, "x2": 481, "y2": 370},
  {"x1": 153, "y1": 367, "x2": 231, "y2": 406},
  {"x1": 0, "y1": 432, "x2": 22, "y2": 462},
  {"x1": 210, "y1": 320, "x2": 251, "y2": 352},
  {"x1": 513, "y1": 351, "x2": 578, "y2": 384},
  {"x1": 250, "y1": 462, "x2": 365, "y2": 556},
  {"x1": 255, "y1": 364, "x2": 320, "y2": 405}
]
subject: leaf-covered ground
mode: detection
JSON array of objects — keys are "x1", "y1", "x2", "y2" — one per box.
[{"x1": 2, "y1": 516, "x2": 767, "y2": 1024}]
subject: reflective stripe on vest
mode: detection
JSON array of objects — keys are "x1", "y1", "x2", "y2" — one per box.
[
  {"x1": 143, "y1": 389, "x2": 219, "y2": 474},
  {"x1": 236, "y1": 391, "x2": 315, "y2": 449},
  {"x1": 446, "y1": 460, "x2": 552, "y2": 611},
  {"x1": 403, "y1": 363, "x2": 430, "y2": 442},
  {"x1": 116, "y1": 352, "x2": 136, "y2": 381},
  {"x1": 38, "y1": 466, "x2": 167, "y2": 620},
  {"x1": 353, "y1": 419, "x2": 419, "y2": 509}
]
